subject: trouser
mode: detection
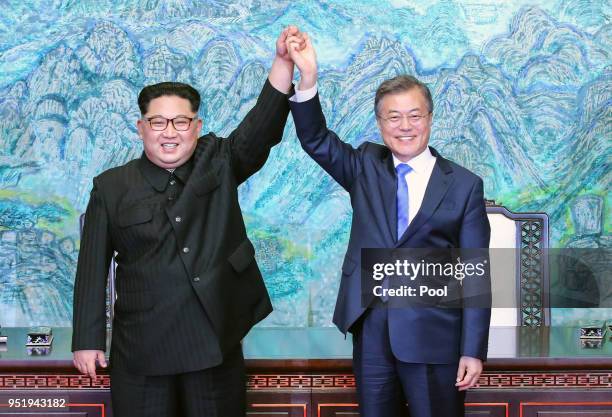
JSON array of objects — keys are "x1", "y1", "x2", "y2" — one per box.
[
  {"x1": 110, "y1": 345, "x2": 246, "y2": 417},
  {"x1": 352, "y1": 307, "x2": 465, "y2": 417}
]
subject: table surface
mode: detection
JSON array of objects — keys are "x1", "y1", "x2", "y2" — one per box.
[{"x1": 1, "y1": 326, "x2": 610, "y2": 371}]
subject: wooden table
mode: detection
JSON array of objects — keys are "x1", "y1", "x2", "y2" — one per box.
[{"x1": 1, "y1": 326, "x2": 611, "y2": 416}]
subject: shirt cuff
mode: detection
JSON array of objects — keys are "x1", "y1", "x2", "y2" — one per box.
[{"x1": 289, "y1": 83, "x2": 318, "y2": 103}]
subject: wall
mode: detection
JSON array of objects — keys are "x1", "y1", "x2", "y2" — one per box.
[{"x1": 0, "y1": 0, "x2": 609, "y2": 327}]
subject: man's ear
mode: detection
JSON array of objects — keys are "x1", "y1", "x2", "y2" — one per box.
[
  {"x1": 136, "y1": 119, "x2": 145, "y2": 139},
  {"x1": 196, "y1": 118, "x2": 203, "y2": 134}
]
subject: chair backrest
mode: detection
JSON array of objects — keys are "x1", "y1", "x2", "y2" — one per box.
[{"x1": 486, "y1": 201, "x2": 550, "y2": 327}]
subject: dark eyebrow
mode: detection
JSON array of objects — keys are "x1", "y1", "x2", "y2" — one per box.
[{"x1": 146, "y1": 114, "x2": 192, "y2": 119}]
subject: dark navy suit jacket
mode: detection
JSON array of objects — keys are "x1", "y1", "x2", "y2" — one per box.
[{"x1": 290, "y1": 94, "x2": 491, "y2": 363}]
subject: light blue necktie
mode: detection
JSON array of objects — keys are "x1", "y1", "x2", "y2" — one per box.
[
  {"x1": 381, "y1": 163, "x2": 412, "y2": 302},
  {"x1": 396, "y1": 163, "x2": 412, "y2": 241}
]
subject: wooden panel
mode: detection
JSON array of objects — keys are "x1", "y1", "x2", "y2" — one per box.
[
  {"x1": 537, "y1": 410, "x2": 612, "y2": 417},
  {"x1": 2, "y1": 366, "x2": 612, "y2": 417},
  {"x1": 537, "y1": 413, "x2": 612, "y2": 417},
  {"x1": 521, "y1": 402, "x2": 612, "y2": 417},
  {"x1": 248, "y1": 391, "x2": 309, "y2": 417},
  {"x1": 0, "y1": 413, "x2": 88, "y2": 417},
  {"x1": 0, "y1": 405, "x2": 103, "y2": 417},
  {"x1": 0, "y1": 391, "x2": 109, "y2": 417},
  {"x1": 65, "y1": 404, "x2": 106, "y2": 417},
  {"x1": 312, "y1": 390, "x2": 362, "y2": 417},
  {"x1": 466, "y1": 402, "x2": 509, "y2": 417},
  {"x1": 248, "y1": 403, "x2": 307, "y2": 417},
  {"x1": 316, "y1": 403, "x2": 359, "y2": 417},
  {"x1": 466, "y1": 411, "x2": 499, "y2": 417}
]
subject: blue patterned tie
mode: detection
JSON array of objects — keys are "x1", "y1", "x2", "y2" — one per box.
[
  {"x1": 381, "y1": 163, "x2": 412, "y2": 303},
  {"x1": 396, "y1": 163, "x2": 412, "y2": 241}
]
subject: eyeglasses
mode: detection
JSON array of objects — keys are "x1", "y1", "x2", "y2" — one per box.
[
  {"x1": 145, "y1": 116, "x2": 198, "y2": 131},
  {"x1": 377, "y1": 112, "x2": 431, "y2": 128}
]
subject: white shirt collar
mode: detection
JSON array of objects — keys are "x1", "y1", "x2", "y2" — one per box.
[{"x1": 392, "y1": 147, "x2": 435, "y2": 173}]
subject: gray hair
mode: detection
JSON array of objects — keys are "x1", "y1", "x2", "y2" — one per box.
[{"x1": 374, "y1": 75, "x2": 433, "y2": 115}]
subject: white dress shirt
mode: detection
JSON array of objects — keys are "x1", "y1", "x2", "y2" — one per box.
[
  {"x1": 290, "y1": 83, "x2": 318, "y2": 103},
  {"x1": 393, "y1": 149, "x2": 436, "y2": 226}
]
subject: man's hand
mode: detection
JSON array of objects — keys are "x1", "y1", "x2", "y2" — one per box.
[
  {"x1": 73, "y1": 350, "x2": 107, "y2": 378},
  {"x1": 455, "y1": 355, "x2": 483, "y2": 391},
  {"x1": 276, "y1": 25, "x2": 304, "y2": 63},
  {"x1": 286, "y1": 32, "x2": 317, "y2": 90},
  {"x1": 269, "y1": 26, "x2": 305, "y2": 93}
]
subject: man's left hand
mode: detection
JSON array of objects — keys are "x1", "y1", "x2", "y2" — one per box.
[
  {"x1": 455, "y1": 355, "x2": 483, "y2": 391},
  {"x1": 286, "y1": 32, "x2": 317, "y2": 90},
  {"x1": 276, "y1": 25, "x2": 304, "y2": 63}
]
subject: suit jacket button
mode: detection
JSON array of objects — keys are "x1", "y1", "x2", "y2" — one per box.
[
  {"x1": 193, "y1": 276, "x2": 200, "y2": 282},
  {"x1": 168, "y1": 196, "x2": 175, "y2": 201},
  {"x1": 175, "y1": 216, "x2": 182, "y2": 222},
  {"x1": 169, "y1": 180, "x2": 176, "y2": 186},
  {"x1": 183, "y1": 247, "x2": 190, "y2": 253}
]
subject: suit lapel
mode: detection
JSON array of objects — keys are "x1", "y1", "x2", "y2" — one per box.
[
  {"x1": 379, "y1": 151, "x2": 398, "y2": 242},
  {"x1": 397, "y1": 150, "x2": 454, "y2": 246}
]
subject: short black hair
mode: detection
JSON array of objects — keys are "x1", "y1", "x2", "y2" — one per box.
[
  {"x1": 374, "y1": 75, "x2": 433, "y2": 115},
  {"x1": 138, "y1": 82, "x2": 201, "y2": 115}
]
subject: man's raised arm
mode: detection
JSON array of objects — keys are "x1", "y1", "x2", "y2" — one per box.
[{"x1": 227, "y1": 26, "x2": 305, "y2": 183}]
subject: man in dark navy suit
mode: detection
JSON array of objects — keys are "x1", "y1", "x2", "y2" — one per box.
[
  {"x1": 286, "y1": 34, "x2": 491, "y2": 417},
  {"x1": 72, "y1": 27, "x2": 304, "y2": 417}
]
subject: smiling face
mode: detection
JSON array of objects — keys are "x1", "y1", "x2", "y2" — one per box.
[
  {"x1": 136, "y1": 95, "x2": 202, "y2": 169},
  {"x1": 376, "y1": 88, "x2": 432, "y2": 162}
]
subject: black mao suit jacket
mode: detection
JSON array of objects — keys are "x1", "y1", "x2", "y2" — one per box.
[{"x1": 72, "y1": 80, "x2": 289, "y2": 375}]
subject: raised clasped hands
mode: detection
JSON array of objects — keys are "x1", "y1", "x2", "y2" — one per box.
[
  {"x1": 285, "y1": 29, "x2": 318, "y2": 90},
  {"x1": 276, "y1": 25, "x2": 305, "y2": 63},
  {"x1": 270, "y1": 25, "x2": 307, "y2": 93},
  {"x1": 270, "y1": 25, "x2": 316, "y2": 91}
]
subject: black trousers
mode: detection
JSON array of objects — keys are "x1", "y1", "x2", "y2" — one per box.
[{"x1": 110, "y1": 345, "x2": 246, "y2": 417}]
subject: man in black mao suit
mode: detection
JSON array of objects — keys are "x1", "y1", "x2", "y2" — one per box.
[
  {"x1": 72, "y1": 28, "x2": 303, "y2": 417},
  {"x1": 286, "y1": 35, "x2": 491, "y2": 417}
]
